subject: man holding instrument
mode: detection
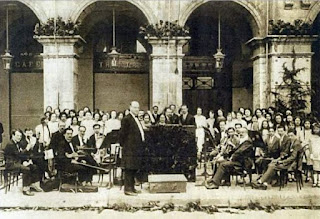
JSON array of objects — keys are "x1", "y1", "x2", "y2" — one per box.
[{"x1": 56, "y1": 128, "x2": 95, "y2": 186}]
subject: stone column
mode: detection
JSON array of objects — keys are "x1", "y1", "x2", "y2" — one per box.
[
  {"x1": 0, "y1": 63, "x2": 11, "y2": 144},
  {"x1": 148, "y1": 36, "x2": 190, "y2": 112},
  {"x1": 247, "y1": 38, "x2": 269, "y2": 110},
  {"x1": 267, "y1": 35, "x2": 317, "y2": 113},
  {"x1": 34, "y1": 36, "x2": 85, "y2": 111}
]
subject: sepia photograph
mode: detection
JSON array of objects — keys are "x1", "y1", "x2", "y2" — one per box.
[{"x1": 0, "y1": 0, "x2": 320, "y2": 218}]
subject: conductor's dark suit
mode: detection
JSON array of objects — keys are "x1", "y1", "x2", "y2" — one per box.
[{"x1": 119, "y1": 113, "x2": 144, "y2": 192}]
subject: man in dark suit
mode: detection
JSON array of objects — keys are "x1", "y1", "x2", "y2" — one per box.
[
  {"x1": 164, "y1": 107, "x2": 173, "y2": 124},
  {"x1": 71, "y1": 126, "x2": 87, "y2": 149},
  {"x1": 50, "y1": 121, "x2": 66, "y2": 156},
  {"x1": 151, "y1": 105, "x2": 160, "y2": 124},
  {"x1": 179, "y1": 105, "x2": 195, "y2": 126},
  {"x1": 169, "y1": 104, "x2": 180, "y2": 124},
  {"x1": 56, "y1": 128, "x2": 95, "y2": 185},
  {"x1": 87, "y1": 124, "x2": 101, "y2": 152},
  {"x1": 252, "y1": 128, "x2": 302, "y2": 190},
  {"x1": 255, "y1": 127, "x2": 280, "y2": 174},
  {"x1": 206, "y1": 127, "x2": 253, "y2": 189},
  {"x1": 4, "y1": 130, "x2": 42, "y2": 196},
  {"x1": 119, "y1": 101, "x2": 145, "y2": 196}
]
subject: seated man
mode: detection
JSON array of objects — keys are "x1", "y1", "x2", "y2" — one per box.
[
  {"x1": 87, "y1": 124, "x2": 102, "y2": 152},
  {"x1": 206, "y1": 127, "x2": 253, "y2": 189},
  {"x1": 72, "y1": 126, "x2": 87, "y2": 150},
  {"x1": 252, "y1": 128, "x2": 301, "y2": 190},
  {"x1": 255, "y1": 127, "x2": 280, "y2": 174},
  {"x1": 56, "y1": 128, "x2": 96, "y2": 186},
  {"x1": 4, "y1": 130, "x2": 43, "y2": 196}
]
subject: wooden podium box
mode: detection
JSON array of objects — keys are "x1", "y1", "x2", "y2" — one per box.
[{"x1": 148, "y1": 174, "x2": 188, "y2": 193}]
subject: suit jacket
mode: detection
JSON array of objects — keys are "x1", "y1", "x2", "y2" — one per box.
[
  {"x1": 171, "y1": 114, "x2": 180, "y2": 124},
  {"x1": 230, "y1": 137, "x2": 253, "y2": 169},
  {"x1": 71, "y1": 135, "x2": 85, "y2": 148},
  {"x1": 119, "y1": 113, "x2": 144, "y2": 169},
  {"x1": 50, "y1": 131, "x2": 65, "y2": 155},
  {"x1": 279, "y1": 135, "x2": 291, "y2": 158},
  {"x1": 281, "y1": 138, "x2": 302, "y2": 168},
  {"x1": 4, "y1": 140, "x2": 24, "y2": 169},
  {"x1": 265, "y1": 135, "x2": 280, "y2": 159},
  {"x1": 151, "y1": 113, "x2": 160, "y2": 124},
  {"x1": 56, "y1": 138, "x2": 78, "y2": 168},
  {"x1": 179, "y1": 113, "x2": 195, "y2": 126}
]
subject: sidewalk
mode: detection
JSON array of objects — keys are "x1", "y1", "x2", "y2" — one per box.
[{"x1": 1, "y1": 175, "x2": 319, "y2": 208}]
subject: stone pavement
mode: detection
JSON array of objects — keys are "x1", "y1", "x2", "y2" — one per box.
[{"x1": 1, "y1": 174, "x2": 320, "y2": 208}]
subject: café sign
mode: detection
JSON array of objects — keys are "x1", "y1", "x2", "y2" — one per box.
[
  {"x1": 12, "y1": 54, "x2": 43, "y2": 73},
  {"x1": 93, "y1": 53, "x2": 149, "y2": 74}
]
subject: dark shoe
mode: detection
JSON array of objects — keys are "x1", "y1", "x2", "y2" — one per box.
[
  {"x1": 221, "y1": 181, "x2": 231, "y2": 186},
  {"x1": 124, "y1": 191, "x2": 138, "y2": 196},
  {"x1": 133, "y1": 189, "x2": 141, "y2": 194},
  {"x1": 252, "y1": 182, "x2": 267, "y2": 190},
  {"x1": 272, "y1": 181, "x2": 280, "y2": 187},
  {"x1": 23, "y1": 190, "x2": 35, "y2": 196},
  {"x1": 251, "y1": 182, "x2": 261, "y2": 189},
  {"x1": 205, "y1": 180, "x2": 219, "y2": 189}
]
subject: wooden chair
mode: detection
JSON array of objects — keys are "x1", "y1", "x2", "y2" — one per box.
[
  {"x1": 99, "y1": 144, "x2": 121, "y2": 189},
  {"x1": 2, "y1": 168, "x2": 21, "y2": 194},
  {"x1": 279, "y1": 145, "x2": 306, "y2": 192}
]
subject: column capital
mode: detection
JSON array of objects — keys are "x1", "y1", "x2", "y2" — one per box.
[{"x1": 34, "y1": 35, "x2": 86, "y2": 46}]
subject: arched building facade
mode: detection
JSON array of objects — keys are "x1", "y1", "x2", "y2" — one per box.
[{"x1": 0, "y1": 0, "x2": 319, "y2": 142}]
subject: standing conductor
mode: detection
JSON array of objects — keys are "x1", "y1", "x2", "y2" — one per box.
[{"x1": 119, "y1": 101, "x2": 145, "y2": 196}]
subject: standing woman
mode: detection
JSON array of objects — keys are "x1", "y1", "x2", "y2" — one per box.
[
  {"x1": 255, "y1": 108, "x2": 265, "y2": 130},
  {"x1": 215, "y1": 109, "x2": 226, "y2": 127},
  {"x1": 244, "y1": 108, "x2": 252, "y2": 125},
  {"x1": 48, "y1": 113, "x2": 59, "y2": 134},
  {"x1": 81, "y1": 112, "x2": 95, "y2": 140},
  {"x1": 70, "y1": 116, "x2": 80, "y2": 137},
  {"x1": 194, "y1": 107, "x2": 207, "y2": 157},
  {"x1": 294, "y1": 117, "x2": 304, "y2": 141},
  {"x1": 309, "y1": 123, "x2": 320, "y2": 187},
  {"x1": 302, "y1": 120, "x2": 313, "y2": 181},
  {"x1": 260, "y1": 120, "x2": 270, "y2": 143},
  {"x1": 206, "y1": 110, "x2": 217, "y2": 138}
]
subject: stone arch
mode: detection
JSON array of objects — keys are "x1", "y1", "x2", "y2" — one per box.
[
  {"x1": 17, "y1": 0, "x2": 46, "y2": 22},
  {"x1": 306, "y1": 1, "x2": 320, "y2": 23},
  {"x1": 179, "y1": 0, "x2": 263, "y2": 37},
  {"x1": 71, "y1": 0, "x2": 156, "y2": 24}
]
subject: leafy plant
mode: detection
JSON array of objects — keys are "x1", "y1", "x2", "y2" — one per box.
[
  {"x1": 269, "y1": 19, "x2": 314, "y2": 36},
  {"x1": 34, "y1": 16, "x2": 81, "y2": 36},
  {"x1": 272, "y1": 50, "x2": 313, "y2": 116},
  {"x1": 139, "y1": 20, "x2": 190, "y2": 39}
]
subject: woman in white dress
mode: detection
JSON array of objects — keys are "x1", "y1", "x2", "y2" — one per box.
[
  {"x1": 70, "y1": 116, "x2": 79, "y2": 137},
  {"x1": 194, "y1": 107, "x2": 207, "y2": 156},
  {"x1": 309, "y1": 124, "x2": 320, "y2": 187},
  {"x1": 48, "y1": 113, "x2": 59, "y2": 134},
  {"x1": 105, "y1": 110, "x2": 121, "y2": 135},
  {"x1": 206, "y1": 110, "x2": 218, "y2": 138},
  {"x1": 81, "y1": 111, "x2": 95, "y2": 140}
]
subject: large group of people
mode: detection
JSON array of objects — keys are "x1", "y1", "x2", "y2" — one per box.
[{"x1": 1, "y1": 103, "x2": 320, "y2": 196}]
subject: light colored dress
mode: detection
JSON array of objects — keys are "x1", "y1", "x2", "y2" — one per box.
[
  {"x1": 195, "y1": 115, "x2": 207, "y2": 154},
  {"x1": 48, "y1": 121, "x2": 59, "y2": 135},
  {"x1": 302, "y1": 129, "x2": 312, "y2": 165},
  {"x1": 310, "y1": 134, "x2": 320, "y2": 171}
]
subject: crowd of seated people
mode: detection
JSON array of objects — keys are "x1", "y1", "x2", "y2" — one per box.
[{"x1": 1, "y1": 104, "x2": 320, "y2": 195}]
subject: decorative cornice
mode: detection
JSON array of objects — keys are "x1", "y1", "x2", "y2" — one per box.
[{"x1": 34, "y1": 35, "x2": 86, "y2": 45}]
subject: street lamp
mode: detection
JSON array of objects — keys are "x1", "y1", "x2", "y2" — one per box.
[
  {"x1": 1, "y1": 5, "x2": 14, "y2": 71},
  {"x1": 108, "y1": 7, "x2": 120, "y2": 67},
  {"x1": 214, "y1": 11, "x2": 225, "y2": 72}
]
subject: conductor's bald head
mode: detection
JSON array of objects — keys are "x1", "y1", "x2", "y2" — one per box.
[{"x1": 130, "y1": 101, "x2": 140, "y2": 116}]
